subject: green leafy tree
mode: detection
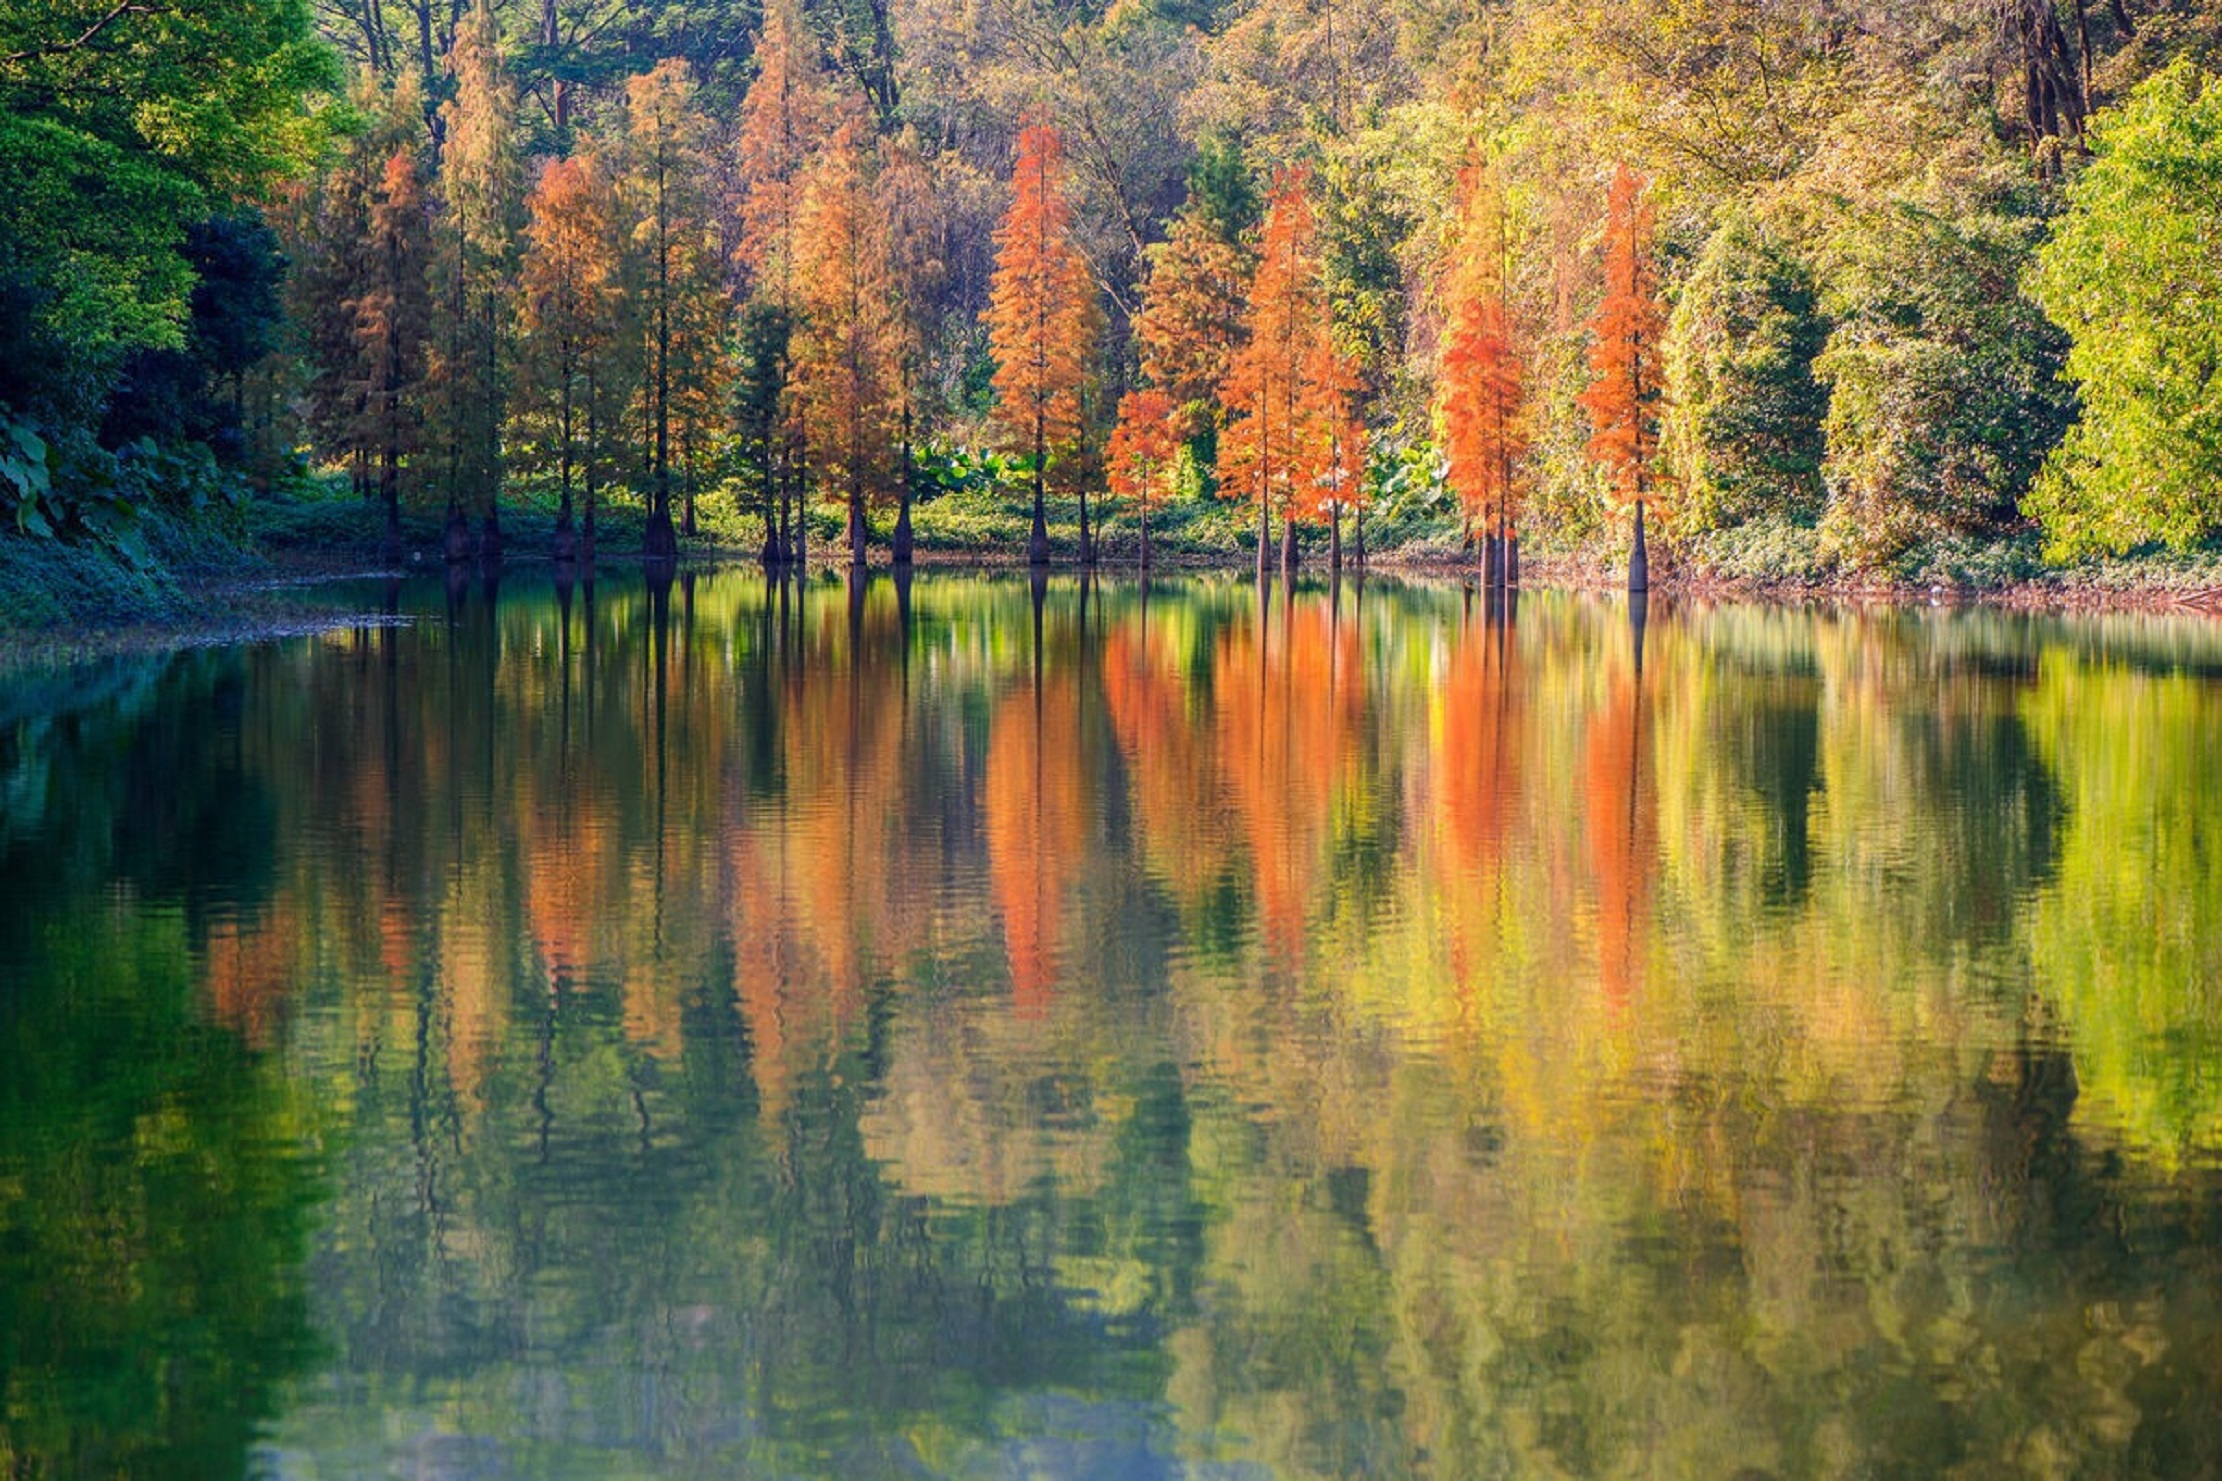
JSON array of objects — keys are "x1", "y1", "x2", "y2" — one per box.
[
  {"x1": 1664, "y1": 213, "x2": 1828, "y2": 533},
  {"x1": 2027, "y1": 61, "x2": 2222, "y2": 558}
]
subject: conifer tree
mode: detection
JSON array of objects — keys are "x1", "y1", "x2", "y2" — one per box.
[
  {"x1": 878, "y1": 127, "x2": 946, "y2": 567},
  {"x1": 618, "y1": 58, "x2": 716, "y2": 563},
  {"x1": 427, "y1": 0, "x2": 523, "y2": 559},
  {"x1": 1135, "y1": 200, "x2": 1253, "y2": 446},
  {"x1": 1303, "y1": 339, "x2": 1368, "y2": 573},
  {"x1": 518, "y1": 149, "x2": 622, "y2": 560},
  {"x1": 1580, "y1": 164, "x2": 1666, "y2": 592},
  {"x1": 288, "y1": 74, "x2": 424, "y2": 529},
  {"x1": 1218, "y1": 168, "x2": 1333, "y2": 583},
  {"x1": 1108, "y1": 388, "x2": 1177, "y2": 570},
  {"x1": 1441, "y1": 162, "x2": 1525, "y2": 586},
  {"x1": 793, "y1": 115, "x2": 902, "y2": 569},
  {"x1": 986, "y1": 119, "x2": 1099, "y2": 568},
  {"x1": 351, "y1": 148, "x2": 435, "y2": 564},
  {"x1": 734, "y1": 0, "x2": 830, "y2": 564}
]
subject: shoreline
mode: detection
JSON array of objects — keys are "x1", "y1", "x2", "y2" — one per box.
[{"x1": 6, "y1": 537, "x2": 2221, "y2": 671}]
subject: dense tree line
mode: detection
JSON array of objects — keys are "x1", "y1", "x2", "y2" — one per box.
[{"x1": 8, "y1": 0, "x2": 2222, "y2": 576}]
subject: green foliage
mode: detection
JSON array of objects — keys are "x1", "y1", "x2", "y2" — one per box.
[
  {"x1": 1807, "y1": 155, "x2": 2072, "y2": 566},
  {"x1": 2027, "y1": 61, "x2": 2222, "y2": 559},
  {"x1": 1664, "y1": 214, "x2": 1828, "y2": 533}
]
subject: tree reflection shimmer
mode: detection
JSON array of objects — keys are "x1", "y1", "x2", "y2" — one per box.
[{"x1": 5, "y1": 571, "x2": 2222, "y2": 1478}]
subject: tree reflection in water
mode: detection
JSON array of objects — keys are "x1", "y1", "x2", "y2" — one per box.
[{"x1": 3, "y1": 574, "x2": 2222, "y2": 1477}]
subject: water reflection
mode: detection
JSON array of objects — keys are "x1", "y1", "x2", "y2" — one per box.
[{"x1": 5, "y1": 573, "x2": 2222, "y2": 1476}]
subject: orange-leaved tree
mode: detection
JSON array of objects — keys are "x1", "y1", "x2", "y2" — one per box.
[
  {"x1": 986, "y1": 119, "x2": 1099, "y2": 567},
  {"x1": 1440, "y1": 160, "x2": 1524, "y2": 584},
  {"x1": 793, "y1": 115, "x2": 902, "y2": 569},
  {"x1": 1302, "y1": 338, "x2": 1368, "y2": 572},
  {"x1": 351, "y1": 148, "x2": 433, "y2": 564},
  {"x1": 518, "y1": 150, "x2": 623, "y2": 559},
  {"x1": 733, "y1": 0, "x2": 829, "y2": 562},
  {"x1": 877, "y1": 127, "x2": 946, "y2": 566},
  {"x1": 426, "y1": 0, "x2": 523, "y2": 557},
  {"x1": 1218, "y1": 168, "x2": 1333, "y2": 583},
  {"x1": 1580, "y1": 163, "x2": 1666, "y2": 590},
  {"x1": 1135, "y1": 198, "x2": 1253, "y2": 445},
  {"x1": 617, "y1": 59, "x2": 718, "y2": 562},
  {"x1": 1108, "y1": 388, "x2": 1178, "y2": 570}
]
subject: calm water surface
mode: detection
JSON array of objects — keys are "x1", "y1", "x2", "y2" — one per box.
[{"x1": 5, "y1": 569, "x2": 2222, "y2": 1479}]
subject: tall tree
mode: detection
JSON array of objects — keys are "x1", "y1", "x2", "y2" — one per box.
[
  {"x1": 793, "y1": 115, "x2": 902, "y2": 569},
  {"x1": 985, "y1": 119, "x2": 1099, "y2": 568},
  {"x1": 1440, "y1": 163, "x2": 1525, "y2": 587},
  {"x1": 287, "y1": 74, "x2": 424, "y2": 516},
  {"x1": 517, "y1": 149, "x2": 623, "y2": 559},
  {"x1": 1303, "y1": 338, "x2": 1368, "y2": 574},
  {"x1": 618, "y1": 58, "x2": 716, "y2": 563},
  {"x1": 734, "y1": 0, "x2": 829, "y2": 563},
  {"x1": 2028, "y1": 60, "x2": 2222, "y2": 557},
  {"x1": 1217, "y1": 168, "x2": 1333, "y2": 583},
  {"x1": 426, "y1": 0, "x2": 524, "y2": 559},
  {"x1": 1580, "y1": 164, "x2": 1666, "y2": 592},
  {"x1": 1107, "y1": 388, "x2": 1177, "y2": 570},
  {"x1": 1134, "y1": 197, "x2": 1254, "y2": 449},
  {"x1": 877, "y1": 127, "x2": 947, "y2": 567},
  {"x1": 350, "y1": 149, "x2": 434, "y2": 563}
]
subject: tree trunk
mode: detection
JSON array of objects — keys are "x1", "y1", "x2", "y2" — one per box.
[
  {"x1": 1330, "y1": 507, "x2": 1342, "y2": 574},
  {"x1": 1280, "y1": 511, "x2": 1298, "y2": 578},
  {"x1": 1029, "y1": 414, "x2": 1050, "y2": 566},
  {"x1": 893, "y1": 402, "x2": 914, "y2": 565},
  {"x1": 445, "y1": 499, "x2": 472, "y2": 564},
  {"x1": 1256, "y1": 487, "x2": 1270, "y2": 587},
  {"x1": 1078, "y1": 483, "x2": 1094, "y2": 567},
  {"x1": 849, "y1": 478, "x2": 868, "y2": 569},
  {"x1": 1628, "y1": 499, "x2": 1649, "y2": 594},
  {"x1": 1507, "y1": 530, "x2": 1520, "y2": 588}
]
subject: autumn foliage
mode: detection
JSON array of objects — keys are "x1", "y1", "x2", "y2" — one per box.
[
  {"x1": 1107, "y1": 389, "x2": 1178, "y2": 567},
  {"x1": 518, "y1": 151, "x2": 622, "y2": 541},
  {"x1": 1218, "y1": 169, "x2": 1337, "y2": 578},
  {"x1": 1441, "y1": 163, "x2": 1525, "y2": 552},
  {"x1": 1581, "y1": 164, "x2": 1666, "y2": 515},
  {"x1": 986, "y1": 120, "x2": 1099, "y2": 565},
  {"x1": 792, "y1": 115, "x2": 902, "y2": 567}
]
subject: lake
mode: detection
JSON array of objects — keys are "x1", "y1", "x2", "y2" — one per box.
[{"x1": 4, "y1": 567, "x2": 2222, "y2": 1479}]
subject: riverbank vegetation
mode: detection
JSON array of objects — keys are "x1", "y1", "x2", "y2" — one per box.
[{"x1": 8, "y1": 0, "x2": 2222, "y2": 626}]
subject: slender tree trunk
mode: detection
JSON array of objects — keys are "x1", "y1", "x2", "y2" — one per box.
[
  {"x1": 1029, "y1": 409, "x2": 1050, "y2": 566},
  {"x1": 1629, "y1": 498, "x2": 1649, "y2": 594},
  {"x1": 1280, "y1": 507, "x2": 1298, "y2": 578},
  {"x1": 893, "y1": 399, "x2": 915, "y2": 565},
  {"x1": 1330, "y1": 506, "x2": 1342, "y2": 574},
  {"x1": 1255, "y1": 477, "x2": 1270, "y2": 587},
  {"x1": 1139, "y1": 496, "x2": 1151, "y2": 572}
]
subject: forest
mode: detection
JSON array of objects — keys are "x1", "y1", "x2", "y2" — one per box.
[{"x1": 5, "y1": 0, "x2": 2222, "y2": 597}]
